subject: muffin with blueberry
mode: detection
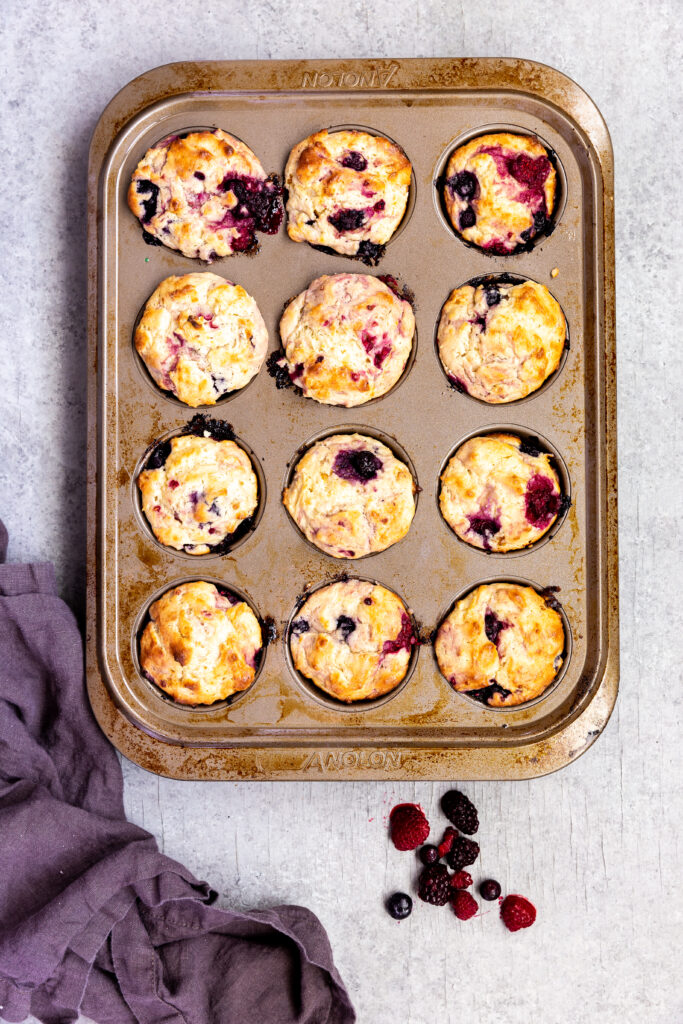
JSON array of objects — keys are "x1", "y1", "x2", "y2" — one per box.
[
  {"x1": 439, "y1": 433, "x2": 567, "y2": 551},
  {"x1": 283, "y1": 433, "x2": 416, "y2": 559},
  {"x1": 277, "y1": 273, "x2": 414, "y2": 406},
  {"x1": 128, "y1": 129, "x2": 282, "y2": 260},
  {"x1": 135, "y1": 273, "x2": 268, "y2": 406},
  {"x1": 289, "y1": 579, "x2": 416, "y2": 702},
  {"x1": 285, "y1": 129, "x2": 411, "y2": 264},
  {"x1": 140, "y1": 581, "x2": 262, "y2": 705},
  {"x1": 437, "y1": 277, "x2": 566, "y2": 403},
  {"x1": 443, "y1": 133, "x2": 556, "y2": 254},
  {"x1": 138, "y1": 432, "x2": 258, "y2": 555},
  {"x1": 435, "y1": 582, "x2": 565, "y2": 708}
]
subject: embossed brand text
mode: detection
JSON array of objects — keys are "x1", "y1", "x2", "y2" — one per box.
[
  {"x1": 301, "y1": 64, "x2": 399, "y2": 89},
  {"x1": 300, "y1": 749, "x2": 402, "y2": 772}
]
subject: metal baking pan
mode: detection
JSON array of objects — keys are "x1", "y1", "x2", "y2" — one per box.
[{"x1": 86, "y1": 58, "x2": 618, "y2": 780}]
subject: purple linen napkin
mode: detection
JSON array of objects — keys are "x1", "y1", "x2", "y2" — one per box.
[{"x1": 0, "y1": 522, "x2": 355, "y2": 1024}]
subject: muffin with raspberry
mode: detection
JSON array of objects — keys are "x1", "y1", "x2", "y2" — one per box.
[
  {"x1": 437, "y1": 277, "x2": 566, "y2": 403},
  {"x1": 140, "y1": 581, "x2": 263, "y2": 705},
  {"x1": 435, "y1": 582, "x2": 565, "y2": 708},
  {"x1": 289, "y1": 579, "x2": 416, "y2": 702},
  {"x1": 439, "y1": 433, "x2": 567, "y2": 551},
  {"x1": 128, "y1": 129, "x2": 282, "y2": 260},
  {"x1": 285, "y1": 129, "x2": 411, "y2": 264},
  {"x1": 283, "y1": 433, "x2": 416, "y2": 558},
  {"x1": 138, "y1": 432, "x2": 259, "y2": 555},
  {"x1": 443, "y1": 132, "x2": 556, "y2": 254},
  {"x1": 277, "y1": 273, "x2": 415, "y2": 406},
  {"x1": 134, "y1": 273, "x2": 268, "y2": 406}
]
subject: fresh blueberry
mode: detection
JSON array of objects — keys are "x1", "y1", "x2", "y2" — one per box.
[
  {"x1": 479, "y1": 879, "x2": 502, "y2": 901},
  {"x1": 386, "y1": 892, "x2": 413, "y2": 920},
  {"x1": 419, "y1": 845, "x2": 440, "y2": 865}
]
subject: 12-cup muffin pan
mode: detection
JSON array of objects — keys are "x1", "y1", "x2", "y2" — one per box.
[{"x1": 86, "y1": 59, "x2": 618, "y2": 780}]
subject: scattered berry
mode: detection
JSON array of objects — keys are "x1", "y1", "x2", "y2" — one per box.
[
  {"x1": 386, "y1": 892, "x2": 412, "y2": 920},
  {"x1": 390, "y1": 803, "x2": 430, "y2": 851},
  {"x1": 500, "y1": 894, "x2": 537, "y2": 932},
  {"x1": 480, "y1": 879, "x2": 502, "y2": 901},
  {"x1": 450, "y1": 871, "x2": 473, "y2": 889},
  {"x1": 437, "y1": 826, "x2": 458, "y2": 859},
  {"x1": 446, "y1": 836, "x2": 480, "y2": 871},
  {"x1": 451, "y1": 890, "x2": 478, "y2": 920},
  {"x1": 419, "y1": 844, "x2": 440, "y2": 866},
  {"x1": 440, "y1": 790, "x2": 479, "y2": 834},
  {"x1": 417, "y1": 863, "x2": 451, "y2": 906}
]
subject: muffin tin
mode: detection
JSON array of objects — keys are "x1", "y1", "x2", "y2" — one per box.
[{"x1": 86, "y1": 58, "x2": 618, "y2": 780}]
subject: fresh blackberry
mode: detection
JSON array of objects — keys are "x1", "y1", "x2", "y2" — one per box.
[
  {"x1": 417, "y1": 863, "x2": 451, "y2": 906},
  {"x1": 446, "y1": 836, "x2": 480, "y2": 872},
  {"x1": 440, "y1": 790, "x2": 479, "y2": 834}
]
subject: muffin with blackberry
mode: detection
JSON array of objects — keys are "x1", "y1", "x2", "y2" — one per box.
[
  {"x1": 135, "y1": 273, "x2": 268, "y2": 406},
  {"x1": 437, "y1": 277, "x2": 566, "y2": 403},
  {"x1": 140, "y1": 581, "x2": 262, "y2": 705},
  {"x1": 435, "y1": 582, "x2": 565, "y2": 708},
  {"x1": 138, "y1": 433, "x2": 258, "y2": 554},
  {"x1": 439, "y1": 433, "x2": 567, "y2": 551},
  {"x1": 285, "y1": 129, "x2": 411, "y2": 264},
  {"x1": 277, "y1": 273, "x2": 414, "y2": 406},
  {"x1": 443, "y1": 133, "x2": 556, "y2": 253},
  {"x1": 283, "y1": 433, "x2": 416, "y2": 558},
  {"x1": 128, "y1": 129, "x2": 282, "y2": 260},
  {"x1": 289, "y1": 579, "x2": 416, "y2": 702}
]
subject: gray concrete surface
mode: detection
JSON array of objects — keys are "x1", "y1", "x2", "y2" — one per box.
[{"x1": 1, "y1": 1, "x2": 681, "y2": 1022}]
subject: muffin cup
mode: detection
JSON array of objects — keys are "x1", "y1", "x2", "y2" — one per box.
[
  {"x1": 132, "y1": 416, "x2": 266, "y2": 559},
  {"x1": 436, "y1": 424, "x2": 572, "y2": 556},
  {"x1": 132, "y1": 576, "x2": 269, "y2": 712},
  {"x1": 433, "y1": 124, "x2": 567, "y2": 255},
  {"x1": 284, "y1": 575, "x2": 420, "y2": 713},
  {"x1": 434, "y1": 575, "x2": 573, "y2": 713}
]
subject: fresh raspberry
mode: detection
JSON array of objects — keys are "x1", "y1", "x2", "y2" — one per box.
[
  {"x1": 390, "y1": 803, "x2": 430, "y2": 851},
  {"x1": 450, "y1": 870, "x2": 473, "y2": 889},
  {"x1": 446, "y1": 836, "x2": 480, "y2": 871},
  {"x1": 417, "y1": 863, "x2": 451, "y2": 906},
  {"x1": 440, "y1": 790, "x2": 479, "y2": 834},
  {"x1": 437, "y1": 826, "x2": 458, "y2": 859},
  {"x1": 451, "y1": 890, "x2": 478, "y2": 920},
  {"x1": 500, "y1": 894, "x2": 537, "y2": 932}
]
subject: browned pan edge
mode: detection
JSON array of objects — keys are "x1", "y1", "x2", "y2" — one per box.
[{"x1": 86, "y1": 58, "x2": 618, "y2": 780}]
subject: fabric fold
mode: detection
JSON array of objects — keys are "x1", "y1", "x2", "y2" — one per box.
[{"x1": 0, "y1": 521, "x2": 355, "y2": 1024}]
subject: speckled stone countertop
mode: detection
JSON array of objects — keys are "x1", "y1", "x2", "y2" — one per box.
[{"x1": 1, "y1": 1, "x2": 681, "y2": 1022}]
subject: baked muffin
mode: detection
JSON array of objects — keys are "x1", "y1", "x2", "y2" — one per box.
[
  {"x1": 443, "y1": 133, "x2": 556, "y2": 253},
  {"x1": 138, "y1": 434, "x2": 258, "y2": 555},
  {"x1": 435, "y1": 582, "x2": 565, "y2": 708},
  {"x1": 140, "y1": 581, "x2": 262, "y2": 705},
  {"x1": 135, "y1": 273, "x2": 268, "y2": 406},
  {"x1": 439, "y1": 433, "x2": 567, "y2": 552},
  {"x1": 285, "y1": 129, "x2": 411, "y2": 263},
  {"x1": 283, "y1": 434, "x2": 416, "y2": 559},
  {"x1": 289, "y1": 579, "x2": 416, "y2": 702},
  {"x1": 277, "y1": 274, "x2": 415, "y2": 406},
  {"x1": 437, "y1": 278, "x2": 566, "y2": 403},
  {"x1": 128, "y1": 129, "x2": 282, "y2": 260}
]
